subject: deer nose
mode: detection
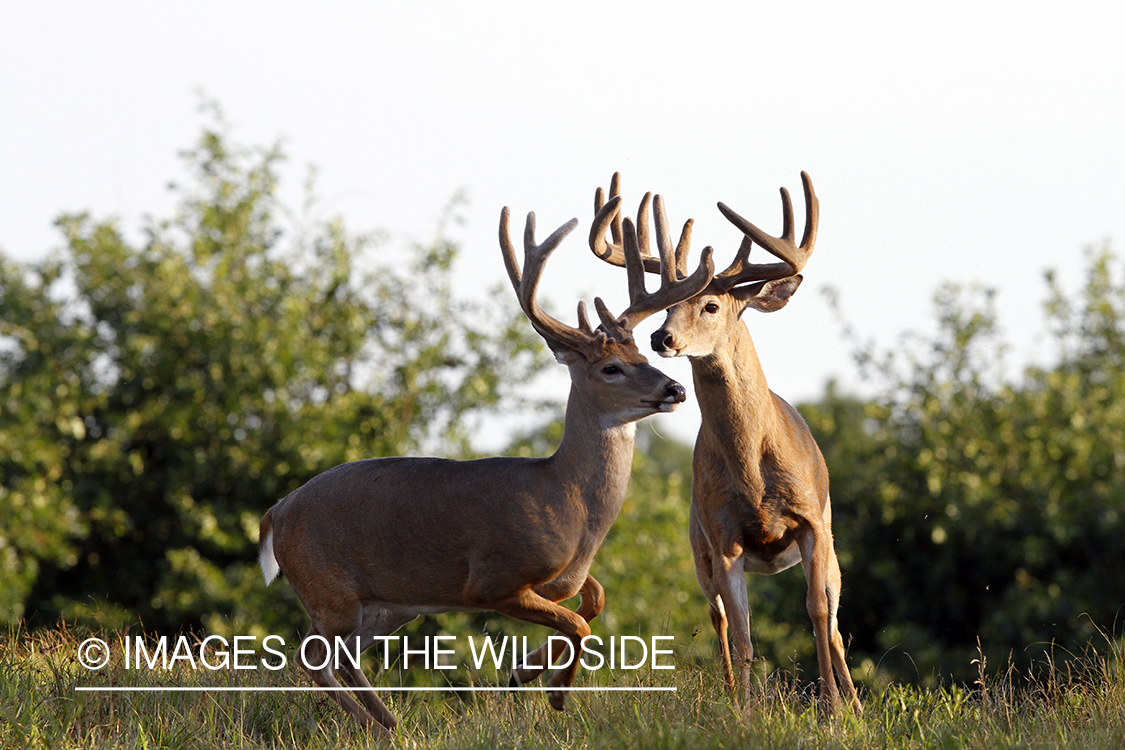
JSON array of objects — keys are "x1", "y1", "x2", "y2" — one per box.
[
  {"x1": 651, "y1": 329, "x2": 673, "y2": 353},
  {"x1": 667, "y1": 382, "x2": 687, "y2": 403}
]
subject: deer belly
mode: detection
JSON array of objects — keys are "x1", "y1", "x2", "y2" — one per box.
[{"x1": 742, "y1": 543, "x2": 801, "y2": 575}]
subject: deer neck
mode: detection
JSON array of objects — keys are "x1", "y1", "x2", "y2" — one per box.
[
  {"x1": 550, "y1": 383, "x2": 637, "y2": 523},
  {"x1": 689, "y1": 321, "x2": 779, "y2": 461}
]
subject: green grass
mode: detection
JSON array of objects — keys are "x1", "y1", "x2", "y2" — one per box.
[{"x1": 2, "y1": 625, "x2": 1122, "y2": 749}]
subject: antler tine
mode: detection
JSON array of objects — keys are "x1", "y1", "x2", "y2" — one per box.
[
  {"x1": 606, "y1": 171, "x2": 623, "y2": 251},
  {"x1": 713, "y1": 171, "x2": 819, "y2": 290},
  {"x1": 653, "y1": 194, "x2": 695, "y2": 280},
  {"x1": 575, "y1": 300, "x2": 594, "y2": 334},
  {"x1": 499, "y1": 207, "x2": 597, "y2": 353},
  {"x1": 590, "y1": 194, "x2": 624, "y2": 263},
  {"x1": 612, "y1": 216, "x2": 715, "y2": 332},
  {"x1": 590, "y1": 173, "x2": 662, "y2": 274}
]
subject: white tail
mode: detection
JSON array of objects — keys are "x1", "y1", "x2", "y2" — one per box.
[
  {"x1": 258, "y1": 524, "x2": 279, "y2": 585},
  {"x1": 258, "y1": 201, "x2": 712, "y2": 734},
  {"x1": 593, "y1": 172, "x2": 860, "y2": 715}
]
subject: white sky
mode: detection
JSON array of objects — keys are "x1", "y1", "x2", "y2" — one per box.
[{"x1": 2, "y1": 2, "x2": 1123, "y2": 446}]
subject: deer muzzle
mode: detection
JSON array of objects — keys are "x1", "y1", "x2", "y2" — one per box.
[
  {"x1": 644, "y1": 379, "x2": 687, "y2": 413},
  {"x1": 651, "y1": 328, "x2": 677, "y2": 357}
]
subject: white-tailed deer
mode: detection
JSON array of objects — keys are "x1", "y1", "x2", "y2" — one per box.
[
  {"x1": 590, "y1": 173, "x2": 861, "y2": 714},
  {"x1": 258, "y1": 203, "x2": 713, "y2": 733}
]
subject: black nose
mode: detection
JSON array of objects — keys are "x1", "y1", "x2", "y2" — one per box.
[
  {"x1": 667, "y1": 382, "x2": 686, "y2": 403},
  {"x1": 651, "y1": 329, "x2": 673, "y2": 353}
]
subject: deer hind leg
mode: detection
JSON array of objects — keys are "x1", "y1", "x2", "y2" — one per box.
[
  {"x1": 490, "y1": 587, "x2": 592, "y2": 711},
  {"x1": 332, "y1": 607, "x2": 418, "y2": 732},
  {"x1": 798, "y1": 527, "x2": 844, "y2": 715},
  {"x1": 299, "y1": 613, "x2": 392, "y2": 734},
  {"x1": 511, "y1": 575, "x2": 604, "y2": 687},
  {"x1": 819, "y1": 495, "x2": 861, "y2": 713},
  {"x1": 824, "y1": 548, "x2": 862, "y2": 714}
]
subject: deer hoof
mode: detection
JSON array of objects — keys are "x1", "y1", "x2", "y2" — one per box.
[{"x1": 547, "y1": 690, "x2": 567, "y2": 711}]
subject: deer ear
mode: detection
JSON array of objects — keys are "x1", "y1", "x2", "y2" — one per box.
[
  {"x1": 547, "y1": 336, "x2": 607, "y2": 367},
  {"x1": 735, "y1": 275, "x2": 803, "y2": 313},
  {"x1": 544, "y1": 338, "x2": 582, "y2": 365}
]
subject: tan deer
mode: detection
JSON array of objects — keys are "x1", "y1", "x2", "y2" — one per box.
[
  {"x1": 258, "y1": 203, "x2": 713, "y2": 733},
  {"x1": 590, "y1": 173, "x2": 861, "y2": 714}
]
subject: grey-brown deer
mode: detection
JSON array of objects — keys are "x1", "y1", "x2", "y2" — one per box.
[
  {"x1": 590, "y1": 172, "x2": 861, "y2": 714},
  {"x1": 258, "y1": 201, "x2": 713, "y2": 733}
]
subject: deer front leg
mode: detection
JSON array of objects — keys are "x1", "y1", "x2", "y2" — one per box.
[
  {"x1": 511, "y1": 575, "x2": 604, "y2": 687},
  {"x1": 490, "y1": 587, "x2": 592, "y2": 710},
  {"x1": 712, "y1": 554, "x2": 753, "y2": 704},
  {"x1": 707, "y1": 597, "x2": 734, "y2": 689},
  {"x1": 691, "y1": 528, "x2": 735, "y2": 688}
]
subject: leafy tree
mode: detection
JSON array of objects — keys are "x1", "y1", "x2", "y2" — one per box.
[
  {"x1": 808, "y1": 246, "x2": 1125, "y2": 683},
  {"x1": 0, "y1": 109, "x2": 547, "y2": 633}
]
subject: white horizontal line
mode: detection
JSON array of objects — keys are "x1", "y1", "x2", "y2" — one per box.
[{"x1": 75, "y1": 686, "x2": 675, "y2": 693}]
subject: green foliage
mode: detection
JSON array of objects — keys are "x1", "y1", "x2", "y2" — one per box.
[
  {"x1": 594, "y1": 425, "x2": 698, "y2": 639},
  {"x1": 809, "y1": 244, "x2": 1125, "y2": 682},
  {"x1": 0, "y1": 111, "x2": 547, "y2": 632}
]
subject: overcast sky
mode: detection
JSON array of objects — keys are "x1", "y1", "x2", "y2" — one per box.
[{"x1": 3, "y1": 2, "x2": 1123, "y2": 445}]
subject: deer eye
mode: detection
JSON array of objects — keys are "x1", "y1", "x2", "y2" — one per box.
[
  {"x1": 703, "y1": 302, "x2": 720, "y2": 314},
  {"x1": 602, "y1": 364, "x2": 621, "y2": 375}
]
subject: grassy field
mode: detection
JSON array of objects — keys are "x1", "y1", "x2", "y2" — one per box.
[{"x1": 2, "y1": 625, "x2": 1122, "y2": 749}]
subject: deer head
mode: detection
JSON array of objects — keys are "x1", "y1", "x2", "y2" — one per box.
[
  {"x1": 501, "y1": 205, "x2": 713, "y2": 423},
  {"x1": 591, "y1": 171, "x2": 818, "y2": 359}
]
